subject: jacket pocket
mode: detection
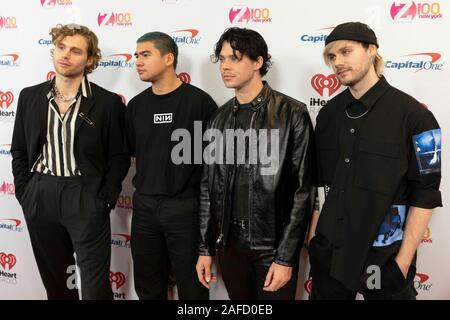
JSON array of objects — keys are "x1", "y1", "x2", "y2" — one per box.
[{"x1": 354, "y1": 138, "x2": 401, "y2": 195}]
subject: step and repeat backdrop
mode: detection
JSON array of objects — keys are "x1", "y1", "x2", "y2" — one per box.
[{"x1": 1, "y1": 0, "x2": 449, "y2": 300}]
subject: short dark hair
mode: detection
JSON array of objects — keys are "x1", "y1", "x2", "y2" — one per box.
[
  {"x1": 212, "y1": 27, "x2": 271, "y2": 76},
  {"x1": 137, "y1": 31, "x2": 178, "y2": 69}
]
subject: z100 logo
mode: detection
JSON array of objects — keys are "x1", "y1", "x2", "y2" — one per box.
[
  {"x1": 40, "y1": 0, "x2": 73, "y2": 7},
  {"x1": 0, "y1": 252, "x2": 18, "y2": 285},
  {"x1": 0, "y1": 54, "x2": 20, "y2": 67},
  {"x1": 0, "y1": 16, "x2": 18, "y2": 29},
  {"x1": 390, "y1": 1, "x2": 443, "y2": 21},
  {"x1": 0, "y1": 181, "x2": 15, "y2": 195},
  {"x1": 98, "y1": 12, "x2": 132, "y2": 27},
  {"x1": 116, "y1": 194, "x2": 132, "y2": 209},
  {"x1": 0, "y1": 219, "x2": 23, "y2": 233},
  {"x1": 229, "y1": 6, "x2": 271, "y2": 24}
]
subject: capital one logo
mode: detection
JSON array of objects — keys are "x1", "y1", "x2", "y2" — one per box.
[
  {"x1": 0, "y1": 252, "x2": 16, "y2": 270},
  {"x1": 0, "y1": 219, "x2": 23, "y2": 233},
  {"x1": 97, "y1": 12, "x2": 132, "y2": 27},
  {"x1": 0, "y1": 54, "x2": 20, "y2": 67},
  {"x1": 0, "y1": 144, "x2": 11, "y2": 157},
  {"x1": 311, "y1": 74, "x2": 341, "y2": 97},
  {"x1": 170, "y1": 29, "x2": 201, "y2": 46},
  {"x1": 40, "y1": 0, "x2": 73, "y2": 7},
  {"x1": 99, "y1": 53, "x2": 135, "y2": 69},
  {"x1": 111, "y1": 233, "x2": 131, "y2": 248},
  {"x1": 414, "y1": 273, "x2": 432, "y2": 291},
  {"x1": 177, "y1": 72, "x2": 191, "y2": 83},
  {"x1": 229, "y1": 6, "x2": 271, "y2": 24},
  {"x1": 385, "y1": 52, "x2": 444, "y2": 72},
  {"x1": 304, "y1": 278, "x2": 313, "y2": 295},
  {"x1": 109, "y1": 271, "x2": 126, "y2": 289},
  {"x1": 390, "y1": 1, "x2": 442, "y2": 21},
  {"x1": 0, "y1": 91, "x2": 14, "y2": 109},
  {"x1": 0, "y1": 16, "x2": 18, "y2": 29}
]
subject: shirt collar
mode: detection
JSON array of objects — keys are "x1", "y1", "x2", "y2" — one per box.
[
  {"x1": 47, "y1": 75, "x2": 92, "y2": 100},
  {"x1": 341, "y1": 76, "x2": 391, "y2": 111}
]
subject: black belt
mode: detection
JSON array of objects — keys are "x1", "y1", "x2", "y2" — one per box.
[{"x1": 231, "y1": 217, "x2": 249, "y2": 230}]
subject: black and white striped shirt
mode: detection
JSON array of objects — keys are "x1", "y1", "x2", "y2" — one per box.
[{"x1": 32, "y1": 76, "x2": 92, "y2": 177}]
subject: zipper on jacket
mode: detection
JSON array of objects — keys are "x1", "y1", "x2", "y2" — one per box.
[{"x1": 247, "y1": 110, "x2": 257, "y2": 245}]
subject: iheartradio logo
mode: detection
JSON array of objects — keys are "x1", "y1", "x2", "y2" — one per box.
[
  {"x1": 177, "y1": 72, "x2": 191, "y2": 83},
  {"x1": 46, "y1": 71, "x2": 56, "y2": 81},
  {"x1": 0, "y1": 91, "x2": 14, "y2": 109},
  {"x1": 304, "y1": 278, "x2": 312, "y2": 295},
  {"x1": 109, "y1": 271, "x2": 126, "y2": 289},
  {"x1": 0, "y1": 252, "x2": 16, "y2": 270},
  {"x1": 311, "y1": 74, "x2": 341, "y2": 97}
]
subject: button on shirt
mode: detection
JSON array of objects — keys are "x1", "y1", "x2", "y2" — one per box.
[{"x1": 315, "y1": 76, "x2": 442, "y2": 290}]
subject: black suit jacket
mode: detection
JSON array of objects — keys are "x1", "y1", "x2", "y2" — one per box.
[{"x1": 11, "y1": 80, "x2": 130, "y2": 210}]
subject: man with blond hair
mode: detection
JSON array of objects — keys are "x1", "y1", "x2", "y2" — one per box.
[
  {"x1": 308, "y1": 22, "x2": 442, "y2": 300},
  {"x1": 11, "y1": 24, "x2": 129, "y2": 299}
]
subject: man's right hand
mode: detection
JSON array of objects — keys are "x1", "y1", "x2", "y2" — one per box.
[{"x1": 196, "y1": 255, "x2": 215, "y2": 289}]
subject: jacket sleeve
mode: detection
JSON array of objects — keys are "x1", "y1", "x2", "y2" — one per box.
[
  {"x1": 99, "y1": 95, "x2": 130, "y2": 209},
  {"x1": 198, "y1": 116, "x2": 216, "y2": 256},
  {"x1": 11, "y1": 89, "x2": 30, "y2": 205},
  {"x1": 274, "y1": 106, "x2": 316, "y2": 266}
]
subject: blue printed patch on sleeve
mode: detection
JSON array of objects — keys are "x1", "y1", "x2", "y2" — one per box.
[
  {"x1": 373, "y1": 205, "x2": 406, "y2": 247},
  {"x1": 413, "y1": 129, "x2": 441, "y2": 174}
]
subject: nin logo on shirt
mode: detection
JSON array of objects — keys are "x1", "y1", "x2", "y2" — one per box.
[{"x1": 153, "y1": 113, "x2": 173, "y2": 124}]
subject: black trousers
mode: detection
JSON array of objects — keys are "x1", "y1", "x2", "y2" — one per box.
[
  {"x1": 131, "y1": 190, "x2": 208, "y2": 300},
  {"x1": 22, "y1": 173, "x2": 112, "y2": 300},
  {"x1": 218, "y1": 222, "x2": 298, "y2": 300},
  {"x1": 308, "y1": 235, "x2": 417, "y2": 300}
]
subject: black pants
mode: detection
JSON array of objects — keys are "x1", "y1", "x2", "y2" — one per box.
[
  {"x1": 22, "y1": 173, "x2": 112, "y2": 300},
  {"x1": 218, "y1": 222, "x2": 298, "y2": 300},
  {"x1": 308, "y1": 235, "x2": 417, "y2": 300},
  {"x1": 131, "y1": 190, "x2": 208, "y2": 300}
]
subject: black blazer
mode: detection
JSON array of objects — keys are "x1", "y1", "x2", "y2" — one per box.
[{"x1": 11, "y1": 80, "x2": 130, "y2": 210}]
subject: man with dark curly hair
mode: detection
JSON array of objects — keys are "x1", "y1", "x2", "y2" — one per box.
[
  {"x1": 196, "y1": 27, "x2": 316, "y2": 300},
  {"x1": 11, "y1": 24, "x2": 129, "y2": 300}
]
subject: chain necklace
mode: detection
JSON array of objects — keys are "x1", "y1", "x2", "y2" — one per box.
[
  {"x1": 53, "y1": 84, "x2": 77, "y2": 103},
  {"x1": 345, "y1": 106, "x2": 369, "y2": 119}
]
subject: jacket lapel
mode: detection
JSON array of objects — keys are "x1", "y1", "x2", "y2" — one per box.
[{"x1": 75, "y1": 95, "x2": 95, "y2": 136}]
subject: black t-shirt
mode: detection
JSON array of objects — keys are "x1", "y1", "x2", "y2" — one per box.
[
  {"x1": 231, "y1": 103, "x2": 254, "y2": 220},
  {"x1": 125, "y1": 82, "x2": 217, "y2": 196},
  {"x1": 314, "y1": 76, "x2": 442, "y2": 290}
]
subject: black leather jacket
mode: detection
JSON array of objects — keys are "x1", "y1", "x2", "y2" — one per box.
[{"x1": 199, "y1": 83, "x2": 316, "y2": 266}]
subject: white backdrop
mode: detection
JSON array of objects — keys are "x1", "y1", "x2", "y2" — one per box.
[{"x1": 1, "y1": 0, "x2": 449, "y2": 300}]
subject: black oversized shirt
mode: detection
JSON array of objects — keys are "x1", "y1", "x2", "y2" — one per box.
[
  {"x1": 315, "y1": 76, "x2": 442, "y2": 290},
  {"x1": 125, "y1": 82, "x2": 217, "y2": 196}
]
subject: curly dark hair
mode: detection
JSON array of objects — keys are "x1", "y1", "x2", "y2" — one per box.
[{"x1": 212, "y1": 27, "x2": 272, "y2": 76}]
